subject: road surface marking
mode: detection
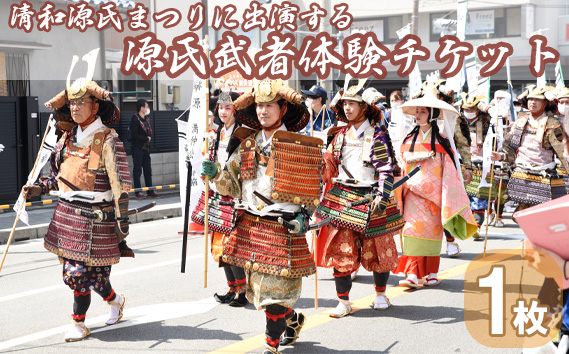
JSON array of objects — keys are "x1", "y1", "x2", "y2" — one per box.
[
  {"x1": 0, "y1": 255, "x2": 201, "y2": 303},
  {"x1": 0, "y1": 297, "x2": 218, "y2": 351},
  {"x1": 207, "y1": 247, "x2": 521, "y2": 354}
]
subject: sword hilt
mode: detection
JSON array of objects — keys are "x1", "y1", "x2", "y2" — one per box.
[
  {"x1": 347, "y1": 195, "x2": 374, "y2": 208},
  {"x1": 75, "y1": 208, "x2": 104, "y2": 222},
  {"x1": 278, "y1": 217, "x2": 300, "y2": 234}
]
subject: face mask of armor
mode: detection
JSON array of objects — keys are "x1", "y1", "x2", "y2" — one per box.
[{"x1": 464, "y1": 111, "x2": 477, "y2": 119}]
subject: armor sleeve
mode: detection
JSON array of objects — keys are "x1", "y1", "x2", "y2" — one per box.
[
  {"x1": 499, "y1": 129, "x2": 518, "y2": 164},
  {"x1": 213, "y1": 144, "x2": 242, "y2": 199},
  {"x1": 321, "y1": 142, "x2": 337, "y2": 185},
  {"x1": 370, "y1": 126, "x2": 394, "y2": 189},
  {"x1": 37, "y1": 133, "x2": 67, "y2": 194},
  {"x1": 102, "y1": 130, "x2": 132, "y2": 219},
  {"x1": 453, "y1": 118, "x2": 472, "y2": 169}
]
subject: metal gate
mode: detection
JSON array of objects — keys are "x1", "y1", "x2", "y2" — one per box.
[{"x1": 0, "y1": 96, "x2": 39, "y2": 203}]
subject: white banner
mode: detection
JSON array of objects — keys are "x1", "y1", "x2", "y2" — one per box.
[
  {"x1": 555, "y1": 61, "x2": 565, "y2": 89},
  {"x1": 187, "y1": 79, "x2": 207, "y2": 169},
  {"x1": 456, "y1": 0, "x2": 469, "y2": 41},
  {"x1": 409, "y1": 66, "x2": 423, "y2": 98},
  {"x1": 396, "y1": 23, "x2": 411, "y2": 40},
  {"x1": 480, "y1": 109, "x2": 504, "y2": 189},
  {"x1": 396, "y1": 23, "x2": 422, "y2": 98},
  {"x1": 537, "y1": 71, "x2": 547, "y2": 89},
  {"x1": 465, "y1": 52, "x2": 478, "y2": 97},
  {"x1": 14, "y1": 117, "x2": 58, "y2": 226},
  {"x1": 177, "y1": 118, "x2": 204, "y2": 222}
]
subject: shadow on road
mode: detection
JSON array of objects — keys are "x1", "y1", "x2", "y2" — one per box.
[
  {"x1": 289, "y1": 340, "x2": 400, "y2": 353},
  {"x1": 91, "y1": 319, "x2": 243, "y2": 345}
]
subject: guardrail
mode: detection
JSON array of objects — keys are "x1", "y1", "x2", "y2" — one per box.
[{"x1": 0, "y1": 184, "x2": 180, "y2": 211}]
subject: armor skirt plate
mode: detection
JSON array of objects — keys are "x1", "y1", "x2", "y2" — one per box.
[
  {"x1": 506, "y1": 168, "x2": 567, "y2": 205},
  {"x1": 45, "y1": 199, "x2": 119, "y2": 266},
  {"x1": 191, "y1": 190, "x2": 241, "y2": 235},
  {"x1": 220, "y1": 213, "x2": 315, "y2": 278},
  {"x1": 315, "y1": 183, "x2": 404, "y2": 238}
]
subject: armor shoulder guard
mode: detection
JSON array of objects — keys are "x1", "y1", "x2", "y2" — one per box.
[
  {"x1": 545, "y1": 115, "x2": 564, "y2": 142},
  {"x1": 227, "y1": 126, "x2": 257, "y2": 157},
  {"x1": 326, "y1": 126, "x2": 345, "y2": 147},
  {"x1": 457, "y1": 114, "x2": 472, "y2": 146},
  {"x1": 515, "y1": 112, "x2": 530, "y2": 128},
  {"x1": 272, "y1": 130, "x2": 324, "y2": 148},
  {"x1": 545, "y1": 114, "x2": 563, "y2": 128}
]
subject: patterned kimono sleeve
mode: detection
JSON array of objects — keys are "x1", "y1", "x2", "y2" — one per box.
[
  {"x1": 37, "y1": 134, "x2": 67, "y2": 194},
  {"x1": 499, "y1": 130, "x2": 518, "y2": 164},
  {"x1": 213, "y1": 145, "x2": 242, "y2": 199},
  {"x1": 369, "y1": 127, "x2": 394, "y2": 190},
  {"x1": 102, "y1": 131, "x2": 132, "y2": 218},
  {"x1": 454, "y1": 119, "x2": 472, "y2": 169}
]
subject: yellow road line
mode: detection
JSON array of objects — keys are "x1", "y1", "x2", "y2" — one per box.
[{"x1": 207, "y1": 247, "x2": 521, "y2": 354}]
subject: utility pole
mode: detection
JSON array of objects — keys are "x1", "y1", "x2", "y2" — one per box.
[{"x1": 411, "y1": 0, "x2": 419, "y2": 35}]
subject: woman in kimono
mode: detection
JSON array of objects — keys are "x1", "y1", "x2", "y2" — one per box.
[{"x1": 394, "y1": 87, "x2": 478, "y2": 288}]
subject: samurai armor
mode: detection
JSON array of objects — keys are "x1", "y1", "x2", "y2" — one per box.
[
  {"x1": 506, "y1": 169, "x2": 567, "y2": 205},
  {"x1": 464, "y1": 164, "x2": 508, "y2": 201},
  {"x1": 268, "y1": 131, "x2": 323, "y2": 207},
  {"x1": 240, "y1": 137, "x2": 257, "y2": 181},
  {"x1": 45, "y1": 199, "x2": 120, "y2": 266},
  {"x1": 557, "y1": 166, "x2": 569, "y2": 194},
  {"x1": 191, "y1": 190, "x2": 242, "y2": 235},
  {"x1": 315, "y1": 183, "x2": 404, "y2": 239},
  {"x1": 220, "y1": 213, "x2": 316, "y2": 278},
  {"x1": 58, "y1": 128, "x2": 112, "y2": 193}
]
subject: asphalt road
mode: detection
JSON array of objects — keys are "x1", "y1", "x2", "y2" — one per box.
[{"x1": 0, "y1": 215, "x2": 526, "y2": 354}]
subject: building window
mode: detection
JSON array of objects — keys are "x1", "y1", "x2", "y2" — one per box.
[
  {"x1": 117, "y1": 71, "x2": 153, "y2": 113},
  {"x1": 0, "y1": 52, "x2": 30, "y2": 96},
  {"x1": 430, "y1": 11, "x2": 457, "y2": 42},
  {"x1": 350, "y1": 16, "x2": 404, "y2": 45},
  {"x1": 430, "y1": 7, "x2": 521, "y2": 41}
]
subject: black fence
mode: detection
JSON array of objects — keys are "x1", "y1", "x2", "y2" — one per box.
[{"x1": 40, "y1": 110, "x2": 187, "y2": 155}]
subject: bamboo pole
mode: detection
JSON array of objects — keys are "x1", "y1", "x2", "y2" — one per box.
[
  {"x1": 0, "y1": 115, "x2": 53, "y2": 274},
  {"x1": 494, "y1": 174, "x2": 504, "y2": 226},
  {"x1": 313, "y1": 231, "x2": 318, "y2": 309},
  {"x1": 309, "y1": 103, "x2": 314, "y2": 137},
  {"x1": 203, "y1": 35, "x2": 210, "y2": 288},
  {"x1": 321, "y1": 107, "x2": 325, "y2": 132},
  {"x1": 483, "y1": 125, "x2": 499, "y2": 258}
]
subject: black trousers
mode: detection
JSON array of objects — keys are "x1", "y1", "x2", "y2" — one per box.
[{"x1": 132, "y1": 146, "x2": 153, "y2": 189}]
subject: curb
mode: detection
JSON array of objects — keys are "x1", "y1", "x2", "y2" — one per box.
[{"x1": 0, "y1": 204, "x2": 182, "y2": 245}]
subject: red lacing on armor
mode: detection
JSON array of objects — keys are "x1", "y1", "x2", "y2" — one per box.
[
  {"x1": 473, "y1": 210, "x2": 485, "y2": 214},
  {"x1": 73, "y1": 290, "x2": 92, "y2": 296},
  {"x1": 103, "y1": 289, "x2": 115, "y2": 302},
  {"x1": 337, "y1": 291, "x2": 350, "y2": 298},
  {"x1": 234, "y1": 278, "x2": 246, "y2": 285},
  {"x1": 333, "y1": 271, "x2": 352, "y2": 278},
  {"x1": 266, "y1": 337, "x2": 280, "y2": 348},
  {"x1": 265, "y1": 308, "x2": 292, "y2": 322},
  {"x1": 374, "y1": 285, "x2": 386, "y2": 293},
  {"x1": 227, "y1": 280, "x2": 236, "y2": 287},
  {"x1": 72, "y1": 314, "x2": 86, "y2": 320},
  {"x1": 65, "y1": 139, "x2": 91, "y2": 158}
]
